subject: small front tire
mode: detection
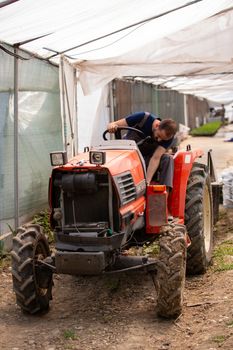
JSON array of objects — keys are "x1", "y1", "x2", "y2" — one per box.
[
  {"x1": 11, "y1": 224, "x2": 53, "y2": 314},
  {"x1": 157, "y1": 224, "x2": 186, "y2": 318}
]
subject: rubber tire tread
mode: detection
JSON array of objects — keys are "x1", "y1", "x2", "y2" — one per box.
[
  {"x1": 157, "y1": 224, "x2": 186, "y2": 318},
  {"x1": 185, "y1": 163, "x2": 213, "y2": 275},
  {"x1": 11, "y1": 224, "x2": 52, "y2": 314}
]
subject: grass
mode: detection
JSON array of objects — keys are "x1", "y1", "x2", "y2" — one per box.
[
  {"x1": 0, "y1": 255, "x2": 11, "y2": 270},
  {"x1": 0, "y1": 240, "x2": 4, "y2": 259},
  {"x1": 212, "y1": 335, "x2": 226, "y2": 344},
  {"x1": 63, "y1": 329, "x2": 76, "y2": 340},
  {"x1": 213, "y1": 240, "x2": 233, "y2": 272},
  {"x1": 0, "y1": 236, "x2": 11, "y2": 270},
  {"x1": 226, "y1": 320, "x2": 233, "y2": 327},
  {"x1": 190, "y1": 121, "x2": 221, "y2": 136},
  {"x1": 128, "y1": 241, "x2": 160, "y2": 258},
  {"x1": 104, "y1": 276, "x2": 120, "y2": 292},
  {"x1": 142, "y1": 241, "x2": 160, "y2": 257}
]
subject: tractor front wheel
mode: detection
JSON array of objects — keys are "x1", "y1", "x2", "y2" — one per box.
[
  {"x1": 156, "y1": 224, "x2": 186, "y2": 318},
  {"x1": 11, "y1": 224, "x2": 53, "y2": 314}
]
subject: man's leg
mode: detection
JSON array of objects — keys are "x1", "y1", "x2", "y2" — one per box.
[
  {"x1": 157, "y1": 154, "x2": 174, "y2": 188},
  {"x1": 157, "y1": 154, "x2": 174, "y2": 219}
]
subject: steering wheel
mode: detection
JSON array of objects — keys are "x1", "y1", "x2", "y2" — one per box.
[{"x1": 103, "y1": 126, "x2": 147, "y2": 144}]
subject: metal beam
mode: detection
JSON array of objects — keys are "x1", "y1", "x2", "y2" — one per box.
[
  {"x1": 60, "y1": 57, "x2": 68, "y2": 152},
  {"x1": 0, "y1": 0, "x2": 19, "y2": 9},
  {"x1": 13, "y1": 46, "x2": 19, "y2": 229}
]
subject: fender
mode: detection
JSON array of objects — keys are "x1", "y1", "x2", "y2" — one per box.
[{"x1": 169, "y1": 149, "x2": 204, "y2": 221}]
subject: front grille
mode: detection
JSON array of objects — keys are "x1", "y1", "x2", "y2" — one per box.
[
  {"x1": 115, "y1": 172, "x2": 136, "y2": 205},
  {"x1": 53, "y1": 170, "x2": 110, "y2": 226}
]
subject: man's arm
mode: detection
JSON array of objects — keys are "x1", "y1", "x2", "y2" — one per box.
[
  {"x1": 107, "y1": 118, "x2": 128, "y2": 133},
  {"x1": 108, "y1": 112, "x2": 148, "y2": 132},
  {"x1": 146, "y1": 146, "x2": 166, "y2": 184}
]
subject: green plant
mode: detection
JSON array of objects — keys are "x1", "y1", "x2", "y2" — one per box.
[
  {"x1": 226, "y1": 320, "x2": 233, "y2": 327},
  {"x1": 213, "y1": 240, "x2": 233, "y2": 272},
  {"x1": 0, "y1": 240, "x2": 4, "y2": 258},
  {"x1": 212, "y1": 335, "x2": 226, "y2": 344},
  {"x1": 0, "y1": 240, "x2": 11, "y2": 266},
  {"x1": 142, "y1": 241, "x2": 159, "y2": 257},
  {"x1": 6, "y1": 224, "x2": 17, "y2": 236},
  {"x1": 63, "y1": 329, "x2": 76, "y2": 340},
  {"x1": 190, "y1": 121, "x2": 221, "y2": 136},
  {"x1": 64, "y1": 345, "x2": 76, "y2": 350},
  {"x1": 32, "y1": 210, "x2": 54, "y2": 243},
  {"x1": 104, "y1": 276, "x2": 120, "y2": 292}
]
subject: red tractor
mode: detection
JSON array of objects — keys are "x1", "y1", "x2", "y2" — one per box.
[{"x1": 11, "y1": 127, "x2": 219, "y2": 318}]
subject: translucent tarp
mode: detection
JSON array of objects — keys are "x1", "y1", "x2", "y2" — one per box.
[
  {"x1": 1, "y1": 0, "x2": 233, "y2": 233},
  {"x1": 76, "y1": 3, "x2": 233, "y2": 103},
  {"x1": 1, "y1": 0, "x2": 233, "y2": 103},
  {"x1": 0, "y1": 0, "x2": 206, "y2": 59},
  {"x1": 0, "y1": 45, "x2": 62, "y2": 234}
]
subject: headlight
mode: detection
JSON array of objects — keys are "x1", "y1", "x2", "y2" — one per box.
[
  {"x1": 50, "y1": 151, "x2": 67, "y2": 166},
  {"x1": 89, "y1": 151, "x2": 106, "y2": 165}
]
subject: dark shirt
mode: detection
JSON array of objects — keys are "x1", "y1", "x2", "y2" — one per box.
[{"x1": 125, "y1": 112, "x2": 173, "y2": 152}]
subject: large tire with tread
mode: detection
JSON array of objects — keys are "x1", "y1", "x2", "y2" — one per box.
[
  {"x1": 11, "y1": 224, "x2": 53, "y2": 314},
  {"x1": 185, "y1": 162, "x2": 213, "y2": 275},
  {"x1": 157, "y1": 224, "x2": 186, "y2": 318}
]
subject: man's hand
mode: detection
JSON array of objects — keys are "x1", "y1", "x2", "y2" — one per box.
[
  {"x1": 107, "y1": 122, "x2": 118, "y2": 133},
  {"x1": 107, "y1": 118, "x2": 128, "y2": 133}
]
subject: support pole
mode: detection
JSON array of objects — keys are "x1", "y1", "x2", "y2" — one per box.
[
  {"x1": 109, "y1": 80, "x2": 115, "y2": 123},
  {"x1": 14, "y1": 46, "x2": 19, "y2": 229},
  {"x1": 60, "y1": 57, "x2": 67, "y2": 152},
  {"x1": 108, "y1": 81, "x2": 115, "y2": 140},
  {"x1": 74, "y1": 69, "x2": 78, "y2": 154},
  {"x1": 184, "y1": 94, "x2": 188, "y2": 126}
]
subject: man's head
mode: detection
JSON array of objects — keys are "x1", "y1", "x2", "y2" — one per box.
[{"x1": 152, "y1": 119, "x2": 177, "y2": 141}]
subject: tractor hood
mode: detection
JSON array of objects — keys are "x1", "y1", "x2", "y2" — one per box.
[{"x1": 58, "y1": 148, "x2": 145, "y2": 185}]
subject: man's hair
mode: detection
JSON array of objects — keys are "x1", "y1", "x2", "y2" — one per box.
[{"x1": 158, "y1": 119, "x2": 177, "y2": 138}]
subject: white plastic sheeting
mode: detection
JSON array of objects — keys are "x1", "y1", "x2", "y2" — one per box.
[
  {"x1": 0, "y1": 0, "x2": 233, "y2": 103},
  {"x1": 76, "y1": 3, "x2": 233, "y2": 103},
  {"x1": 220, "y1": 167, "x2": 233, "y2": 208},
  {"x1": 0, "y1": 0, "x2": 206, "y2": 59},
  {"x1": 0, "y1": 45, "x2": 62, "y2": 234},
  {"x1": 59, "y1": 57, "x2": 77, "y2": 159},
  {"x1": 76, "y1": 84, "x2": 110, "y2": 151}
]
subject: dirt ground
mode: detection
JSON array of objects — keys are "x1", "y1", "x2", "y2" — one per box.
[
  {"x1": 1, "y1": 128, "x2": 233, "y2": 350},
  {"x1": 0, "y1": 207, "x2": 233, "y2": 350}
]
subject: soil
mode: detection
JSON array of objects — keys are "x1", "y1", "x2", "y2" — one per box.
[
  {"x1": 1, "y1": 127, "x2": 233, "y2": 350},
  {"x1": 1, "y1": 207, "x2": 233, "y2": 350}
]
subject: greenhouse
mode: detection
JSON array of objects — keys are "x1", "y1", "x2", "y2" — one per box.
[{"x1": 1, "y1": 0, "x2": 233, "y2": 238}]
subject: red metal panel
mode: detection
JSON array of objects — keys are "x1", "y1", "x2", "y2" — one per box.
[
  {"x1": 146, "y1": 185, "x2": 168, "y2": 234},
  {"x1": 169, "y1": 149, "x2": 204, "y2": 220}
]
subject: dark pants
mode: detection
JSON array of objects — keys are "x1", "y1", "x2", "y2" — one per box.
[{"x1": 144, "y1": 153, "x2": 174, "y2": 188}]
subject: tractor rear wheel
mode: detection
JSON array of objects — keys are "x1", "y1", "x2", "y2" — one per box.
[
  {"x1": 185, "y1": 163, "x2": 213, "y2": 274},
  {"x1": 11, "y1": 224, "x2": 53, "y2": 314},
  {"x1": 157, "y1": 224, "x2": 186, "y2": 318}
]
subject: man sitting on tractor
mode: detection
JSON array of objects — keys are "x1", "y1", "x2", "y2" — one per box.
[{"x1": 107, "y1": 111, "x2": 177, "y2": 188}]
